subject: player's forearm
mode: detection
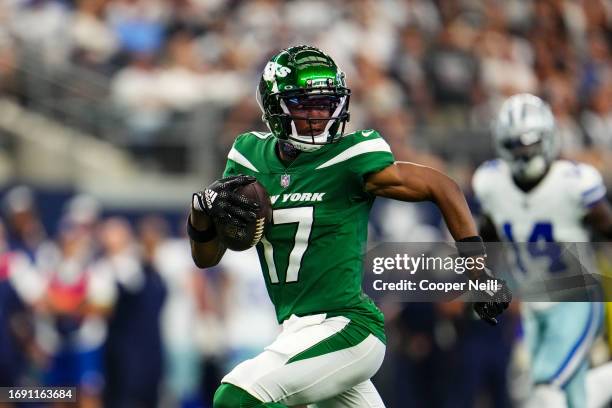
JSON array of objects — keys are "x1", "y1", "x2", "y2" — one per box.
[
  {"x1": 189, "y1": 211, "x2": 226, "y2": 268},
  {"x1": 427, "y1": 172, "x2": 479, "y2": 241},
  {"x1": 368, "y1": 162, "x2": 479, "y2": 239},
  {"x1": 190, "y1": 240, "x2": 225, "y2": 268}
]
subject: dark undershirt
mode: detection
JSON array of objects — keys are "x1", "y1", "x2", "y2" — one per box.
[{"x1": 276, "y1": 141, "x2": 301, "y2": 165}]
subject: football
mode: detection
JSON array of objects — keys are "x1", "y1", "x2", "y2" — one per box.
[{"x1": 217, "y1": 179, "x2": 272, "y2": 251}]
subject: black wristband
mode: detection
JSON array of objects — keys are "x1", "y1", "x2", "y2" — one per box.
[
  {"x1": 187, "y1": 218, "x2": 217, "y2": 243},
  {"x1": 456, "y1": 236, "x2": 486, "y2": 258}
]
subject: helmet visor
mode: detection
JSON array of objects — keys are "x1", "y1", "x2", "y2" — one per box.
[{"x1": 283, "y1": 94, "x2": 343, "y2": 114}]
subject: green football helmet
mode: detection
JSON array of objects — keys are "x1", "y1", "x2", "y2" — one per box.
[{"x1": 256, "y1": 45, "x2": 351, "y2": 152}]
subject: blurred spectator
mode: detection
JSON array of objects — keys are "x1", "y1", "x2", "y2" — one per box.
[
  {"x1": 424, "y1": 17, "x2": 482, "y2": 124},
  {"x1": 543, "y1": 73, "x2": 588, "y2": 155},
  {"x1": 580, "y1": 78, "x2": 612, "y2": 182},
  {"x1": 438, "y1": 303, "x2": 517, "y2": 408},
  {"x1": 478, "y1": 28, "x2": 538, "y2": 98},
  {"x1": 8, "y1": 0, "x2": 72, "y2": 67},
  {"x1": 400, "y1": 0, "x2": 441, "y2": 38},
  {"x1": 579, "y1": 30, "x2": 611, "y2": 103},
  {"x1": 158, "y1": 30, "x2": 248, "y2": 112},
  {"x1": 391, "y1": 26, "x2": 433, "y2": 122},
  {"x1": 158, "y1": 31, "x2": 208, "y2": 112},
  {"x1": 352, "y1": 53, "x2": 405, "y2": 119},
  {"x1": 232, "y1": 0, "x2": 285, "y2": 60},
  {"x1": 2, "y1": 186, "x2": 48, "y2": 261},
  {"x1": 38, "y1": 214, "x2": 115, "y2": 408},
  {"x1": 581, "y1": 79, "x2": 612, "y2": 150},
  {"x1": 106, "y1": 0, "x2": 168, "y2": 56},
  {"x1": 0, "y1": 28, "x2": 18, "y2": 97},
  {"x1": 100, "y1": 217, "x2": 166, "y2": 408},
  {"x1": 70, "y1": 0, "x2": 120, "y2": 69},
  {"x1": 64, "y1": 194, "x2": 102, "y2": 229},
  {"x1": 530, "y1": 2, "x2": 578, "y2": 83},
  {"x1": 0, "y1": 274, "x2": 25, "y2": 406},
  {"x1": 110, "y1": 52, "x2": 168, "y2": 142},
  {"x1": 0, "y1": 219, "x2": 41, "y2": 390},
  {"x1": 165, "y1": 0, "x2": 221, "y2": 33},
  {"x1": 378, "y1": 303, "x2": 445, "y2": 407},
  {"x1": 144, "y1": 215, "x2": 206, "y2": 408}
]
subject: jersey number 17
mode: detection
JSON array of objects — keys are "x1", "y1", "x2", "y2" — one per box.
[{"x1": 261, "y1": 207, "x2": 313, "y2": 284}]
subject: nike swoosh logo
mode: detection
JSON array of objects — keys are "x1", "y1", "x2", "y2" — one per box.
[{"x1": 362, "y1": 130, "x2": 374, "y2": 137}]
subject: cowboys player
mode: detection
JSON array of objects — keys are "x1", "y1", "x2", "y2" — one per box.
[
  {"x1": 472, "y1": 93, "x2": 612, "y2": 408},
  {"x1": 189, "y1": 46, "x2": 511, "y2": 408}
]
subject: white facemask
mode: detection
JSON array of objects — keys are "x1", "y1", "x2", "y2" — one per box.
[{"x1": 279, "y1": 96, "x2": 348, "y2": 152}]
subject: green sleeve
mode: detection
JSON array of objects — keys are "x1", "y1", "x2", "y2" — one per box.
[
  {"x1": 222, "y1": 159, "x2": 238, "y2": 178},
  {"x1": 348, "y1": 130, "x2": 395, "y2": 179},
  {"x1": 222, "y1": 133, "x2": 263, "y2": 178},
  {"x1": 222, "y1": 133, "x2": 251, "y2": 177}
]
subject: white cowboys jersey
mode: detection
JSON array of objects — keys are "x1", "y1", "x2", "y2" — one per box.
[{"x1": 472, "y1": 159, "x2": 606, "y2": 301}]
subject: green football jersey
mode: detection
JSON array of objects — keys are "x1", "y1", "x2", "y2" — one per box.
[{"x1": 222, "y1": 130, "x2": 395, "y2": 342}]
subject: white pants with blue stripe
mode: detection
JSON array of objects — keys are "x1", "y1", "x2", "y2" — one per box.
[{"x1": 522, "y1": 302, "x2": 603, "y2": 408}]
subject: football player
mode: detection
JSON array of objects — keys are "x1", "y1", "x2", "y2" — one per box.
[
  {"x1": 472, "y1": 93, "x2": 612, "y2": 408},
  {"x1": 189, "y1": 46, "x2": 511, "y2": 408}
]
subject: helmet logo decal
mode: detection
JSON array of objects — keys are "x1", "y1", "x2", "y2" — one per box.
[
  {"x1": 263, "y1": 61, "x2": 291, "y2": 82},
  {"x1": 263, "y1": 61, "x2": 291, "y2": 93}
]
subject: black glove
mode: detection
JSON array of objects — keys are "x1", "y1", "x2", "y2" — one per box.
[
  {"x1": 192, "y1": 175, "x2": 259, "y2": 228},
  {"x1": 473, "y1": 271, "x2": 512, "y2": 326}
]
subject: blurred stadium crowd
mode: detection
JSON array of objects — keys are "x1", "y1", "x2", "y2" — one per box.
[
  {"x1": 0, "y1": 0, "x2": 611, "y2": 178},
  {"x1": 0, "y1": 185, "x2": 281, "y2": 408},
  {"x1": 0, "y1": 0, "x2": 611, "y2": 407}
]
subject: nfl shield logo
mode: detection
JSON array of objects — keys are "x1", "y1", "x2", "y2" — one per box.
[{"x1": 280, "y1": 174, "x2": 290, "y2": 188}]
